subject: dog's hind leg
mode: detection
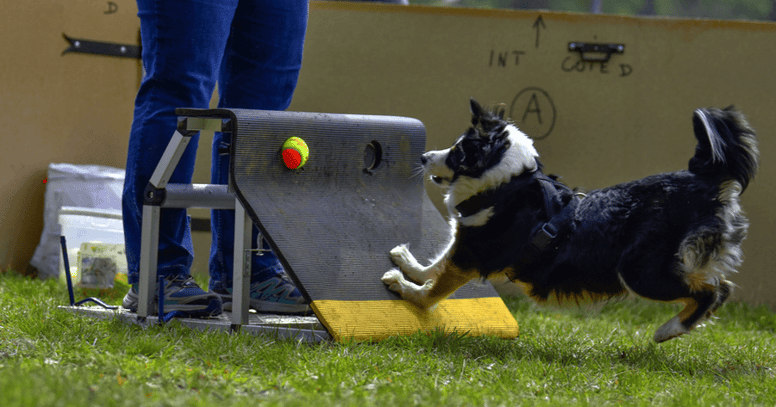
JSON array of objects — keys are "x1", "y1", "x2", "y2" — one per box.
[
  {"x1": 618, "y1": 254, "x2": 731, "y2": 343},
  {"x1": 710, "y1": 278, "x2": 734, "y2": 314},
  {"x1": 620, "y1": 267, "x2": 727, "y2": 343},
  {"x1": 652, "y1": 220, "x2": 743, "y2": 342},
  {"x1": 653, "y1": 289, "x2": 721, "y2": 343}
]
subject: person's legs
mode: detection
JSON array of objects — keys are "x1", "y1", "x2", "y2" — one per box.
[
  {"x1": 123, "y1": 0, "x2": 239, "y2": 314},
  {"x1": 209, "y1": 0, "x2": 310, "y2": 314}
]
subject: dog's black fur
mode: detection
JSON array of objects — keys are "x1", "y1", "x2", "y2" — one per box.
[{"x1": 383, "y1": 99, "x2": 759, "y2": 342}]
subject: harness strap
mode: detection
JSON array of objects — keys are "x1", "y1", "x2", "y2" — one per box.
[
  {"x1": 527, "y1": 191, "x2": 580, "y2": 253},
  {"x1": 453, "y1": 169, "x2": 581, "y2": 274},
  {"x1": 454, "y1": 170, "x2": 536, "y2": 218},
  {"x1": 529, "y1": 177, "x2": 579, "y2": 252}
]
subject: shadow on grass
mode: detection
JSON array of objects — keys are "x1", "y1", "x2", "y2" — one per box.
[{"x1": 370, "y1": 295, "x2": 774, "y2": 382}]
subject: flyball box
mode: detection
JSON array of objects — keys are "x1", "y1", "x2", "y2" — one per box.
[{"x1": 180, "y1": 107, "x2": 519, "y2": 341}]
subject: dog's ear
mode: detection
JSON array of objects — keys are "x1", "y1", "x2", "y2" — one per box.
[
  {"x1": 494, "y1": 104, "x2": 507, "y2": 120},
  {"x1": 470, "y1": 98, "x2": 509, "y2": 140},
  {"x1": 470, "y1": 98, "x2": 485, "y2": 126}
]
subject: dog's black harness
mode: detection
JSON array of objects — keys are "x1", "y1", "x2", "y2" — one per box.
[{"x1": 455, "y1": 169, "x2": 582, "y2": 263}]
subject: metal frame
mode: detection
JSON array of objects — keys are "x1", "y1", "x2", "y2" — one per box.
[
  {"x1": 60, "y1": 305, "x2": 330, "y2": 342},
  {"x1": 136, "y1": 116, "x2": 252, "y2": 329}
]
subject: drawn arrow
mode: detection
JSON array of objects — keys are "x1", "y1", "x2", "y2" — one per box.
[{"x1": 533, "y1": 15, "x2": 546, "y2": 48}]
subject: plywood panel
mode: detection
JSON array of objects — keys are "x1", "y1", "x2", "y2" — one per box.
[
  {"x1": 1, "y1": 1, "x2": 141, "y2": 273},
  {"x1": 5, "y1": 2, "x2": 775, "y2": 310}
]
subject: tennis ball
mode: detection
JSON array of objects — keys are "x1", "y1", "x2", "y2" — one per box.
[{"x1": 281, "y1": 136, "x2": 309, "y2": 169}]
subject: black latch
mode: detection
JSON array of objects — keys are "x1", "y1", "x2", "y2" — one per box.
[{"x1": 568, "y1": 42, "x2": 624, "y2": 63}]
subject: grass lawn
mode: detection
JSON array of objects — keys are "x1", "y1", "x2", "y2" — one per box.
[{"x1": 1, "y1": 269, "x2": 774, "y2": 406}]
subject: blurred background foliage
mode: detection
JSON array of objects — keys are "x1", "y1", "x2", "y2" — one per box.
[{"x1": 407, "y1": 0, "x2": 776, "y2": 21}]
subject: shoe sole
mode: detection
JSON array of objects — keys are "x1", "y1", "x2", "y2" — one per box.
[
  {"x1": 123, "y1": 297, "x2": 223, "y2": 318},
  {"x1": 218, "y1": 294, "x2": 312, "y2": 316}
]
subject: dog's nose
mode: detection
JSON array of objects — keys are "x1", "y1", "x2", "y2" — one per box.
[{"x1": 420, "y1": 154, "x2": 428, "y2": 165}]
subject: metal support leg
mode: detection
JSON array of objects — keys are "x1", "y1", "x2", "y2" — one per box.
[
  {"x1": 134, "y1": 115, "x2": 242, "y2": 323},
  {"x1": 137, "y1": 127, "x2": 197, "y2": 319},
  {"x1": 137, "y1": 205, "x2": 161, "y2": 318},
  {"x1": 232, "y1": 199, "x2": 252, "y2": 327}
]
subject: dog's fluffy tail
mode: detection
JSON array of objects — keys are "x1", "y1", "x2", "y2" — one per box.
[{"x1": 688, "y1": 107, "x2": 759, "y2": 192}]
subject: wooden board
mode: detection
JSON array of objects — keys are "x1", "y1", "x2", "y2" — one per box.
[
  {"x1": 1, "y1": 1, "x2": 140, "y2": 273},
  {"x1": 6, "y1": 2, "x2": 776, "y2": 310}
]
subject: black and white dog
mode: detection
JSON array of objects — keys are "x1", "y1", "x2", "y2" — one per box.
[{"x1": 383, "y1": 99, "x2": 758, "y2": 342}]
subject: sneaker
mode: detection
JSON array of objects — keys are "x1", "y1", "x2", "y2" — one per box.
[
  {"x1": 122, "y1": 274, "x2": 223, "y2": 318},
  {"x1": 214, "y1": 275, "x2": 311, "y2": 316}
]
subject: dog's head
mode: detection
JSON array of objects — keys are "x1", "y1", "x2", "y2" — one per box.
[{"x1": 421, "y1": 99, "x2": 539, "y2": 211}]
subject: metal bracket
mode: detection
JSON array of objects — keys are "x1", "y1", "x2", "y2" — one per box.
[
  {"x1": 568, "y1": 42, "x2": 624, "y2": 63},
  {"x1": 179, "y1": 117, "x2": 232, "y2": 133},
  {"x1": 247, "y1": 233, "x2": 272, "y2": 257},
  {"x1": 143, "y1": 184, "x2": 166, "y2": 206},
  {"x1": 62, "y1": 33, "x2": 141, "y2": 59},
  {"x1": 148, "y1": 130, "x2": 197, "y2": 190}
]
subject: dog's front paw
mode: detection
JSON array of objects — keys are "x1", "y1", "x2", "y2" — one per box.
[
  {"x1": 382, "y1": 269, "x2": 434, "y2": 309},
  {"x1": 382, "y1": 269, "x2": 408, "y2": 294},
  {"x1": 389, "y1": 244, "x2": 415, "y2": 267},
  {"x1": 383, "y1": 268, "x2": 425, "y2": 292},
  {"x1": 389, "y1": 243, "x2": 428, "y2": 281}
]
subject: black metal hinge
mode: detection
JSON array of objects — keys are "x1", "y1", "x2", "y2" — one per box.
[{"x1": 62, "y1": 33, "x2": 141, "y2": 59}]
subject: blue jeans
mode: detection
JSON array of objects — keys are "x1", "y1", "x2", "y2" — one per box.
[{"x1": 122, "y1": 0, "x2": 308, "y2": 289}]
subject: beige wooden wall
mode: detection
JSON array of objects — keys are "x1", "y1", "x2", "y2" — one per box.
[
  {"x1": 1, "y1": 1, "x2": 141, "y2": 274},
  {"x1": 3, "y1": 2, "x2": 774, "y2": 308}
]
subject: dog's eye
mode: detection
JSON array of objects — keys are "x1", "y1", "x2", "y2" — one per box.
[
  {"x1": 460, "y1": 140, "x2": 481, "y2": 167},
  {"x1": 446, "y1": 145, "x2": 465, "y2": 169},
  {"x1": 461, "y1": 139, "x2": 478, "y2": 155},
  {"x1": 451, "y1": 146, "x2": 464, "y2": 162}
]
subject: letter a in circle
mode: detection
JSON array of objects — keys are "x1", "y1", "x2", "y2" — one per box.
[
  {"x1": 510, "y1": 87, "x2": 556, "y2": 140},
  {"x1": 522, "y1": 93, "x2": 543, "y2": 125}
]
